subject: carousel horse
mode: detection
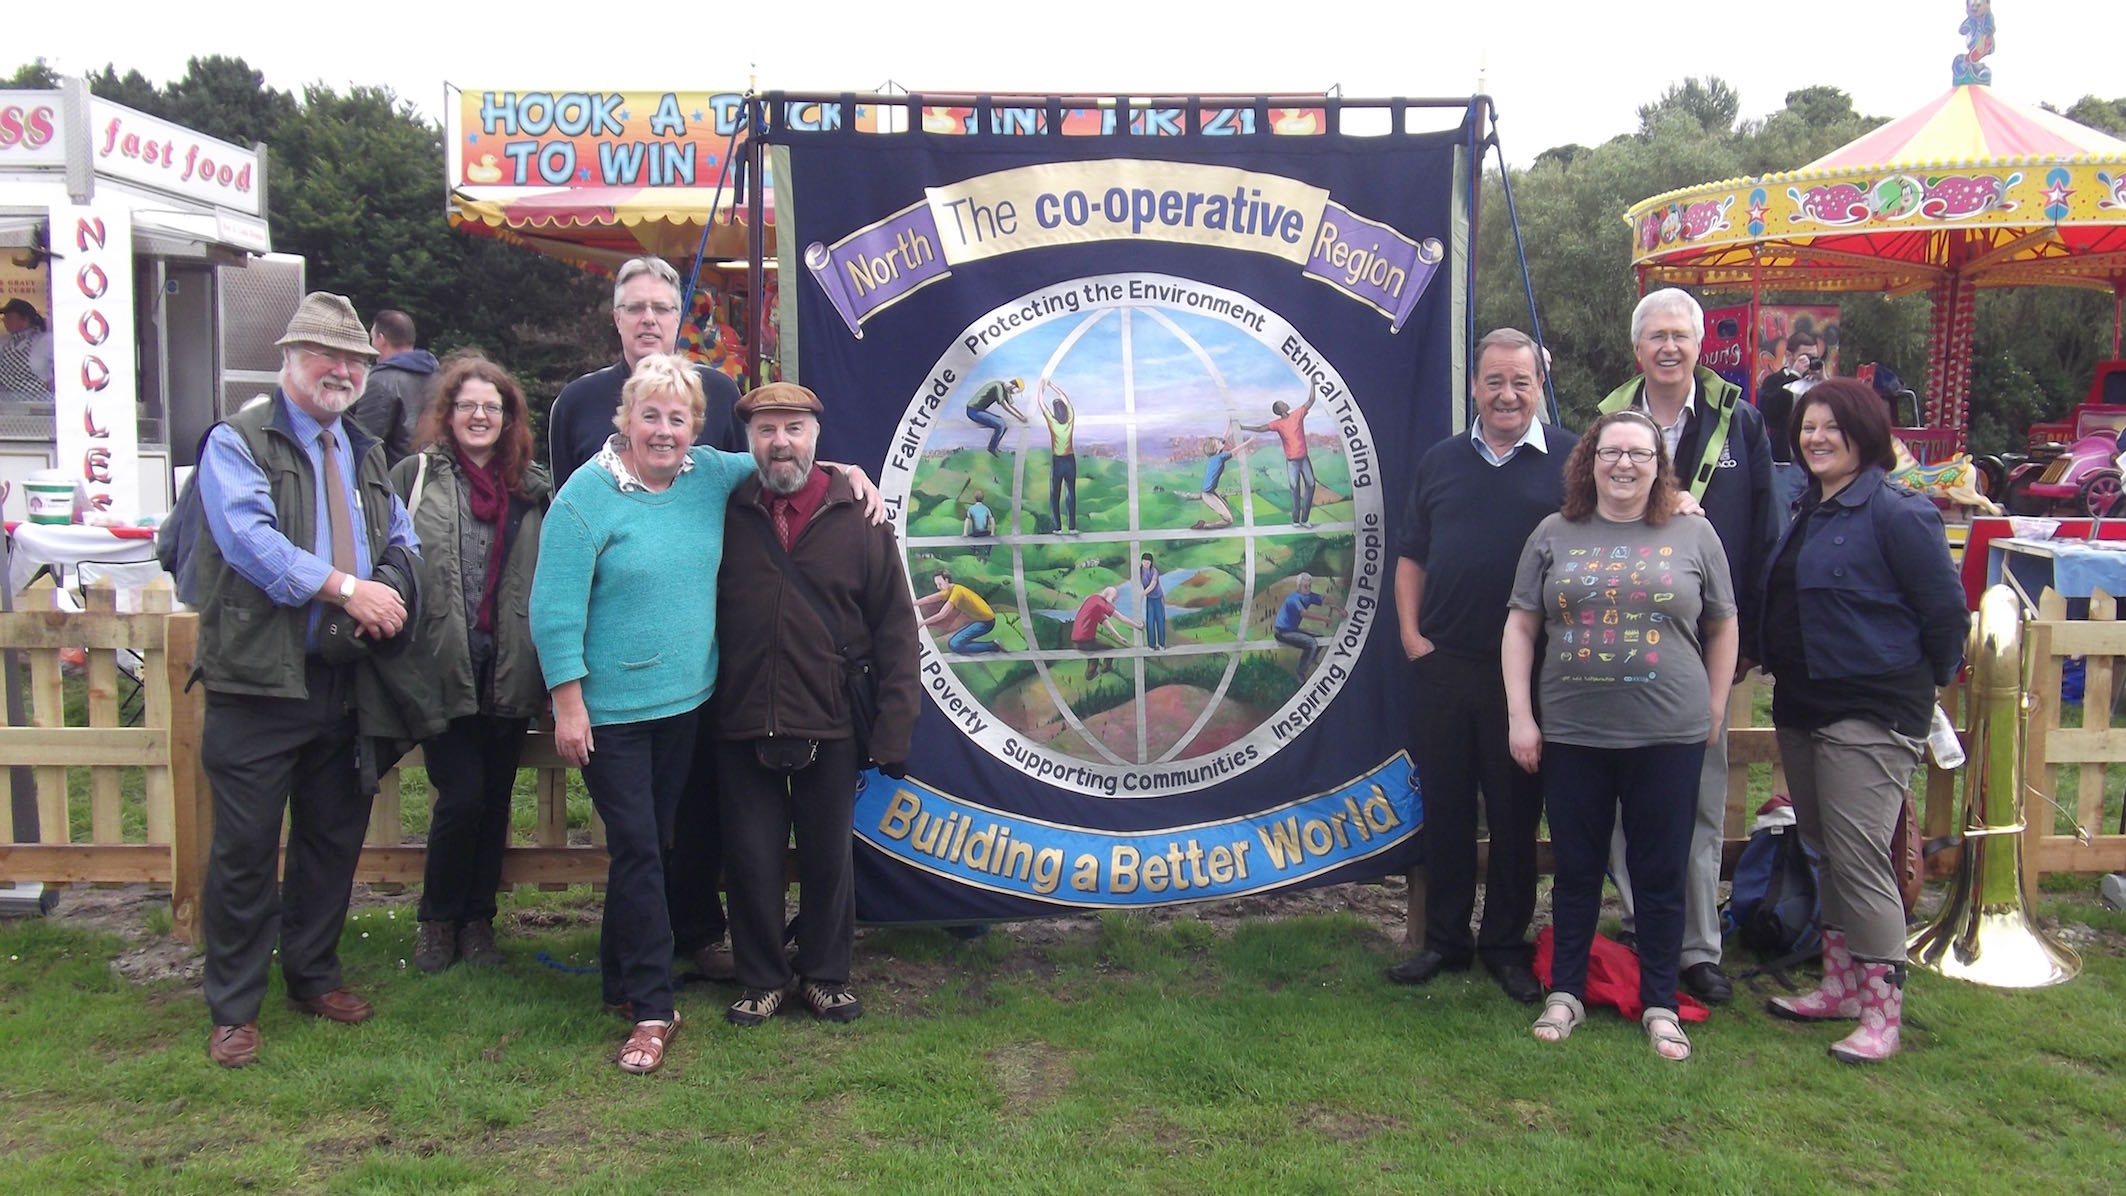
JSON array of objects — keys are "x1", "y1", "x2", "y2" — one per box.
[{"x1": 1889, "y1": 437, "x2": 2002, "y2": 515}]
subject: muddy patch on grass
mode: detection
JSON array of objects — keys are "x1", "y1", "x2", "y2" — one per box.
[
  {"x1": 1294, "y1": 1103, "x2": 1405, "y2": 1141},
  {"x1": 987, "y1": 1041, "x2": 1077, "y2": 1117}
]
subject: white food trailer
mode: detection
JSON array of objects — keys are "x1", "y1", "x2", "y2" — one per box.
[{"x1": 0, "y1": 76, "x2": 303, "y2": 522}]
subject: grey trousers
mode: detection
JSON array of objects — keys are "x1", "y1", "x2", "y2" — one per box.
[
  {"x1": 1610, "y1": 706, "x2": 1730, "y2": 968},
  {"x1": 1776, "y1": 719, "x2": 1923, "y2": 962}
]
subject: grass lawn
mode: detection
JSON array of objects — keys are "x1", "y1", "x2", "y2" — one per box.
[{"x1": 1, "y1": 878, "x2": 2122, "y2": 1194}]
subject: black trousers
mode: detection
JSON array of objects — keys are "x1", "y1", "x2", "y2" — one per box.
[
  {"x1": 717, "y1": 737, "x2": 859, "y2": 990},
  {"x1": 200, "y1": 660, "x2": 372, "y2": 1026},
  {"x1": 1409, "y1": 651, "x2": 1545, "y2": 966},
  {"x1": 665, "y1": 703, "x2": 728, "y2": 955},
  {"x1": 580, "y1": 708, "x2": 699, "y2": 1023},
  {"x1": 418, "y1": 713, "x2": 530, "y2": 925},
  {"x1": 1545, "y1": 740, "x2": 1703, "y2": 1012}
]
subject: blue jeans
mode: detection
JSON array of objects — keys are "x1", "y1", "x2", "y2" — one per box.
[
  {"x1": 580, "y1": 707, "x2": 700, "y2": 1023},
  {"x1": 1050, "y1": 453, "x2": 1078, "y2": 531},
  {"x1": 1275, "y1": 628, "x2": 1320, "y2": 678},
  {"x1": 1144, "y1": 595, "x2": 1167, "y2": 649},
  {"x1": 948, "y1": 619, "x2": 1001, "y2": 653},
  {"x1": 1285, "y1": 456, "x2": 1318, "y2": 523},
  {"x1": 967, "y1": 405, "x2": 1008, "y2": 454},
  {"x1": 1542, "y1": 739, "x2": 1704, "y2": 1013}
]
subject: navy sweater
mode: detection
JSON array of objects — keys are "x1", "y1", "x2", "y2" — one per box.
[{"x1": 1396, "y1": 425, "x2": 1578, "y2": 662}]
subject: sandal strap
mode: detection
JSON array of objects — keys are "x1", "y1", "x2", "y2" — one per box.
[{"x1": 620, "y1": 1012, "x2": 679, "y2": 1068}]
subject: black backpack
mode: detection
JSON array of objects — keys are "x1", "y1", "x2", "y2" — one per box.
[{"x1": 1724, "y1": 799, "x2": 1821, "y2": 975}]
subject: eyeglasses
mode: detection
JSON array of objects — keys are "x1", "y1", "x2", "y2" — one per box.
[
  {"x1": 452, "y1": 401, "x2": 505, "y2": 417},
  {"x1": 616, "y1": 301, "x2": 680, "y2": 319},
  {"x1": 1595, "y1": 447, "x2": 1657, "y2": 463},
  {"x1": 298, "y1": 347, "x2": 370, "y2": 371}
]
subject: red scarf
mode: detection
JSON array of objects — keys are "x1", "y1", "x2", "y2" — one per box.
[{"x1": 456, "y1": 449, "x2": 509, "y2": 632}]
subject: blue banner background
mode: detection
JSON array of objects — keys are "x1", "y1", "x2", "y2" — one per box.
[{"x1": 764, "y1": 99, "x2": 1474, "y2": 922}]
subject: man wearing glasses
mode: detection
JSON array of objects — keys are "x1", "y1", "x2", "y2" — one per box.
[
  {"x1": 547, "y1": 256, "x2": 748, "y2": 983},
  {"x1": 547, "y1": 257, "x2": 745, "y2": 489},
  {"x1": 1387, "y1": 328, "x2": 1575, "y2": 1006},
  {"x1": 1595, "y1": 287, "x2": 1782, "y2": 1006}
]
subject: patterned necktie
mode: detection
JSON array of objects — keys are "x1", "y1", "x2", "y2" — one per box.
[
  {"x1": 772, "y1": 497, "x2": 794, "y2": 550},
  {"x1": 318, "y1": 426, "x2": 358, "y2": 574}
]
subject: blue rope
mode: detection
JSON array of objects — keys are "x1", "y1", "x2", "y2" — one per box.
[
  {"x1": 681, "y1": 100, "x2": 753, "y2": 316},
  {"x1": 535, "y1": 949, "x2": 599, "y2": 975},
  {"x1": 1490, "y1": 122, "x2": 1559, "y2": 425}
]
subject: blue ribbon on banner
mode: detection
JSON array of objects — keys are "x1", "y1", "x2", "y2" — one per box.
[{"x1": 854, "y1": 755, "x2": 1421, "y2": 909}]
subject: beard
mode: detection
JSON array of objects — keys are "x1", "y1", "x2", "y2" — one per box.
[
  {"x1": 758, "y1": 450, "x2": 816, "y2": 496},
  {"x1": 313, "y1": 381, "x2": 359, "y2": 414},
  {"x1": 282, "y1": 367, "x2": 360, "y2": 415}
]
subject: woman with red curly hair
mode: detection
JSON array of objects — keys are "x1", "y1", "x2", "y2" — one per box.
[
  {"x1": 392, "y1": 350, "x2": 551, "y2": 974},
  {"x1": 1503, "y1": 410, "x2": 1739, "y2": 1061}
]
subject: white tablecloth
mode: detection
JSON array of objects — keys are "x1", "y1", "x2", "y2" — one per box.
[{"x1": 5, "y1": 522, "x2": 165, "y2": 609}]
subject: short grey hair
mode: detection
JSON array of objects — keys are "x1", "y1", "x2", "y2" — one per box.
[
  {"x1": 612, "y1": 257, "x2": 683, "y2": 309},
  {"x1": 1474, "y1": 328, "x2": 1546, "y2": 380},
  {"x1": 614, "y1": 353, "x2": 706, "y2": 431},
  {"x1": 1630, "y1": 288, "x2": 1703, "y2": 346}
]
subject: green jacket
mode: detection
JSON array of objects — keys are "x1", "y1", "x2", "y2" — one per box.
[
  {"x1": 390, "y1": 447, "x2": 552, "y2": 722},
  {"x1": 192, "y1": 395, "x2": 431, "y2": 752}
]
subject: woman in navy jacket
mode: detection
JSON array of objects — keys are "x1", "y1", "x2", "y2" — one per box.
[{"x1": 1755, "y1": 378, "x2": 1966, "y2": 1064}]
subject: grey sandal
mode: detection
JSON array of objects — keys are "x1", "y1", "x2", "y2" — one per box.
[
  {"x1": 1531, "y1": 992, "x2": 1585, "y2": 1043},
  {"x1": 1642, "y1": 1007, "x2": 1692, "y2": 1061}
]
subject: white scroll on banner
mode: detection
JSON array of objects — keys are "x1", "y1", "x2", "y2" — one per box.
[{"x1": 48, "y1": 201, "x2": 139, "y2": 519}]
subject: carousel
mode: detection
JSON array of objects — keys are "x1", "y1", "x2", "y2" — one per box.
[{"x1": 1622, "y1": 12, "x2": 2126, "y2": 486}]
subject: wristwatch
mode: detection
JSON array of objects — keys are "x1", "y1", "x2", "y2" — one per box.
[{"x1": 337, "y1": 573, "x2": 359, "y2": 602}]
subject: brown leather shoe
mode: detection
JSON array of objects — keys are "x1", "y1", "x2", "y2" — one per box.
[
  {"x1": 208, "y1": 1023, "x2": 259, "y2": 1068},
  {"x1": 287, "y1": 987, "x2": 373, "y2": 1024}
]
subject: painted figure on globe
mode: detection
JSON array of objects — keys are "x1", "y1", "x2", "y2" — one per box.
[
  {"x1": 1192, "y1": 421, "x2": 1255, "y2": 530},
  {"x1": 1039, "y1": 379, "x2": 1081, "y2": 533},
  {"x1": 917, "y1": 568, "x2": 1004, "y2": 655},
  {"x1": 964, "y1": 377, "x2": 1028, "y2": 456},
  {"x1": 1243, "y1": 395, "x2": 1322, "y2": 527}
]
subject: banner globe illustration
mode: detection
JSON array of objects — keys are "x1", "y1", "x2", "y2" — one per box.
[{"x1": 888, "y1": 273, "x2": 1385, "y2": 799}]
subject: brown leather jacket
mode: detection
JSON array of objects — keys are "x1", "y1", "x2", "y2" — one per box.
[{"x1": 710, "y1": 469, "x2": 922, "y2": 764}]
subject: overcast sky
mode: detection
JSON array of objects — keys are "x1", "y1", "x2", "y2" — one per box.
[{"x1": 16, "y1": 2, "x2": 2125, "y2": 163}]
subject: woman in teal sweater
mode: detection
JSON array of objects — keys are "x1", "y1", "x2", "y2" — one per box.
[
  {"x1": 532, "y1": 355, "x2": 739, "y2": 1073},
  {"x1": 530, "y1": 354, "x2": 881, "y2": 1075}
]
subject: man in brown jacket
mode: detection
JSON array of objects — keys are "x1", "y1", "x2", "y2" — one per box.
[{"x1": 712, "y1": 382, "x2": 922, "y2": 1026}]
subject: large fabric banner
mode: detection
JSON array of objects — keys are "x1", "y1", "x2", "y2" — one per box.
[{"x1": 763, "y1": 98, "x2": 1475, "y2": 922}]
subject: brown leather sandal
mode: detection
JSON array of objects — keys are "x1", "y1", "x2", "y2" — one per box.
[{"x1": 617, "y1": 1010, "x2": 679, "y2": 1074}]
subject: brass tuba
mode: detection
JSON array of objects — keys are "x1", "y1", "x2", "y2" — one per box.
[{"x1": 1908, "y1": 585, "x2": 2079, "y2": 987}]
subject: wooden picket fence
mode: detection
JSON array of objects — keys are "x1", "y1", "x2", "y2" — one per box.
[
  {"x1": 2, "y1": 580, "x2": 2116, "y2": 949},
  {"x1": 0, "y1": 580, "x2": 208, "y2": 934},
  {"x1": 2017, "y1": 588, "x2": 2126, "y2": 876}
]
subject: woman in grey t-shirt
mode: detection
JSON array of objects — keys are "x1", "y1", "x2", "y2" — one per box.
[{"x1": 1503, "y1": 410, "x2": 1738, "y2": 1062}]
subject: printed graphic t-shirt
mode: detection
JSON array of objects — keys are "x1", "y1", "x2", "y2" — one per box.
[{"x1": 1508, "y1": 511, "x2": 1736, "y2": 749}]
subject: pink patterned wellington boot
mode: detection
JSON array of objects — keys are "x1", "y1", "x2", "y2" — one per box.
[
  {"x1": 1767, "y1": 929, "x2": 1860, "y2": 1021},
  {"x1": 1828, "y1": 963, "x2": 1904, "y2": 1064}
]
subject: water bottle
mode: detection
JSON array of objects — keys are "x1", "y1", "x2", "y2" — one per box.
[{"x1": 1927, "y1": 704, "x2": 1966, "y2": 769}]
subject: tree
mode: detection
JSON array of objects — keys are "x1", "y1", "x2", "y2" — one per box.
[
  {"x1": 161, "y1": 56, "x2": 298, "y2": 148},
  {"x1": 85, "y1": 65, "x2": 163, "y2": 113},
  {"x1": 2062, "y1": 95, "x2": 2126, "y2": 137},
  {"x1": 1636, "y1": 77, "x2": 1742, "y2": 137},
  {"x1": 7, "y1": 59, "x2": 59, "y2": 87}
]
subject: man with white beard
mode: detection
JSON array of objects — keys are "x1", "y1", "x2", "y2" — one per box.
[{"x1": 192, "y1": 292, "x2": 420, "y2": 1068}]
